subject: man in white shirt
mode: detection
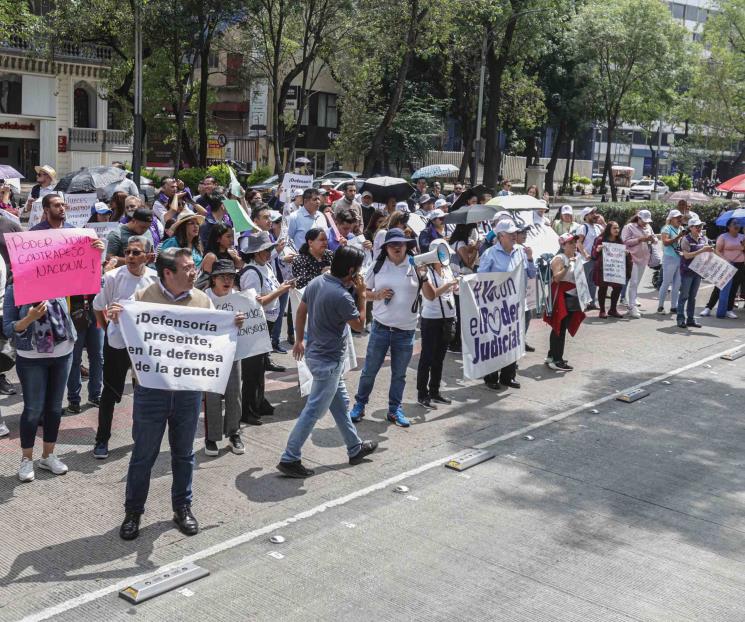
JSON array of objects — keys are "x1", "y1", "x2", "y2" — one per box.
[
  {"x1": 91, "y1": 236, "x2": 159, "y2": 459},
  {"x1": 287, "y1": 188, "x2": 327, "y2": 250}
]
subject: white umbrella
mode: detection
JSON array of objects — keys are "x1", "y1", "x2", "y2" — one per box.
[{"x1": 486, "y1": 195, "x2": 547, "y2": 210}]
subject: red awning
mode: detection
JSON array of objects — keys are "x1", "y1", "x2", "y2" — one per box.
[{"x1": 716, "y1": 173, "x2": 745, "y2": 193}]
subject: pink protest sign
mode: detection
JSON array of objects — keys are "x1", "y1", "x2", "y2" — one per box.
[{"x1": 4, "y1": 228, "x2": 102, "y2": 305}]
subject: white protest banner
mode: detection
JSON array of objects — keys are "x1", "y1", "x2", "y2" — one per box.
[
  {"x1": 280, "y1": 173, "x2": 313, "y2": 203},
  {"x1": 118, "y1": 300, "x2": 237, "y2": 394},
  {"x1": 525, "y1": 276, "x2": 537, "y2": 311},
  {"x1": 209, "y1": 290, "x2": 272, "y2": 360},
  {"x1": 348, "y1": 234, "x2": 374, "y2": 270},
  {"x1": 459, "y1": 265, "x2": 526, "y2": 380},
  {"x1": 601, "y1": 242, "x2": 626, "y2": 285},
  {"x1": 407, "y1": 213, "x2": 427, "y2": 237},
  {"x1": 64, "y1": 193, "x2": 98, "y2": 227},
  {"x1": 85, "y1": 222, "x2": 119, "y2": 240},
  {"x1": 690, "y1": 252, "x2": 737, "y2": 290},
  {"x1": 573, "y1": 256, "x2": 592, "y2": 311},
  {"x1": 289, "y1": 286, "x2": 356, "y2": 396}
]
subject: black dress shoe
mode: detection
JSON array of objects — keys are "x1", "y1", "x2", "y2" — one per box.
[
  {"x1": 500, "y1": 379, "x2": 521, "y2": 389},
  {"x1": 119, "y1": 512, "x2": 141, "y2": 540},
  {"x1": 265, "y1": 361, "x2": 287, "y2": 373},
  {"x1": 241, "y1": 416, "x2": 263, "y2": 426},
  {"x1": 687, "y1": 320, "x2": 702, "y2": 328},
  {"x1": 173, "y1": 506, "x2": 199, "y2": 536},
  {"x1": 417, "y1": 395, "x2": 432, "y2": 408},
  {"x1": 525, "y1": 344, "x2": 536, "y2": 352},
  {"x1": 0, "y1": 374, "x2": 16, "y2": 395},
  {"x1": 430, "y1": 393, "x2": 452, "y2": 405},
  {"x1": 485, "y1": 381, "x2": 502, "y2": 390}
]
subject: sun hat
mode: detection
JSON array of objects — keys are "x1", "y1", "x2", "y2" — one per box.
[
  {"x1": 637, "y1": 209, "x2": 653, "y2": 223},
  {"x1": 320, "y1": 180, "x2": 334, "y2": 187},
  {"x1": 93, "y1": 201, "x2": 112, "y2": 215},
  {"x1": 494, "y1": 220, "x2": 519, "y2": 234},
  {"x1": 427, "y1": 209, "x2": 446, "y2": 221},
  {"x1": 560, "y1": 204, "x2": 573, "y2": 215},
  {"x1": 558, "y1": 232, "x2": 577, "y2": 245},
  {"x1": 210, "y1": 259, "x2": 237, "y2": 278},
  {"x1": 170, "y1": 211, "x2": 205, "y2": 231},
  {"x1": 34, "y1": 165, "x2": 56, "y2": 180},
  {"x1": 239, "y1": 230, "x2": 277, "y2": 255},
  {"x1": 382, "y1": 227, "x2": 416, "y2": 247},
  {"x1": 418, "y1": 194, "x2": 433, "y2": 205}
]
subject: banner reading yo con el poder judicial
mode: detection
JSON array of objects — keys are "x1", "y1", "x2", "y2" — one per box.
[
  {"x1": 4, "y1": 228, "x2": 102, "y2": 306},
  {"x1": 118, "y1": 300, "x2": 237, "y2": 394},
  {"x1": 459, "y1": 265, "x2": 526, "y2": 380}
]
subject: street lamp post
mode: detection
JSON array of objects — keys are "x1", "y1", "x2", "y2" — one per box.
[
  {"x1": 471, "y1": 29, "x2": 488, "y2": 187},
  {"x1": 132, "y1": 0, "x2": 143, "y2": 189}
]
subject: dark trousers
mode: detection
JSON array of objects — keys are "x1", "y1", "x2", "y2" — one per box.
[
  {"x1": 124, "y1": 385, "x2": 202, "y2": 514},
  {"x1": 242, "y1": 321, "x2": 273, "y2": 420},
  {"x1": 451, "y1": 294, "x2": 462, "y2": 349},
  {"x1": 416, "y1": 318, "x2": 449, "y2": 397},
  {"x1": 706, "y1": 262, "x2": 745, "y2": 310},
  {"x1": 271, "y1": 294, "x2": 294, "y2": 345},
  {"x1": 598, "y1": 285, "x2": 621, "y2": 313},
  {"x1": 484, "y1": 362, "x2": 517, "y2": 386},
  {"x1": 548, "y1": 315, "x2": 571, "y2": 362},
  {"x1": 96, "y1": 338, "x2": 132, "y2": 444}
]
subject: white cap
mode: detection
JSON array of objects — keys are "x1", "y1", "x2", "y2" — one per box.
[
  {"x1": 688, "y1": 216, "x2": 703, "y2": 227},
  {"x1": 667, "y1": 209, "x2": 682, "y2": 220},
  {"x1": 560, "y1": 204, "x2": 573, "y2": 215},
  {"x1": 688, "y1": 210, "x2": 699, "y2": 221},
  {"x1": 637, "y1": 209, "x2": 652, "y2": 223},
  {"x1": 580, "y1": 206, "x2": 596, "y2": 219},
  {"x1": 292, "y1": 188, "x2": 304, "y2": 198},
  {"x1": 492, "y1": 210, "x2": 511, "y2": 223},
  {"x1": 434, "y1": 198, "x2": 448, "y2": 210},
  {"x1": 427, "y1": 209, "x2": 445, "y2": 221},
  {"x1": 269, "y1": 210, "x2": 282, "y2": 222},
  {"x1": 494, "y1": 220, "x2": 519, "y2": 234},
  {"x1": 395, "y1": 201, "x2": 409, "y2": 212}
]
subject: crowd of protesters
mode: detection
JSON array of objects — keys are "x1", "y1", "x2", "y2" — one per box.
[{"x1": 0, "y1": 163, "x2": 741, "y2": 542}]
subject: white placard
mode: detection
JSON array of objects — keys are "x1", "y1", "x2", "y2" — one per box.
[
  {"x1": 407, "y1": 213, "x2": 427, "y2": 236},
  {"x1": 84, "y1": 222, "x2": 119, "y2": 240},
  {"x1": 280, "y1": 173, "x2": 313, "y2": 203},
  {"x1": 525, "y1": 276, "x2": 537, "y2": 311},
  {"x1": 208, "y1": 290, "x2": 272, "y2": 360},
  {"x1": 573, "y1": 256, "x2": 592, "y2": 311},
  {"x1": 28, "y1": 199, "x2": 43, "y2": 228},
  {"x1": 459, "y1": 265, "x2": 526, "y2": 380},
  {"x1": 689, "y1": 252, "x2": 737, "y2": 290},
  {"x1": 64, "y1": 193, "x2": 98, "y2": 228},
  {"x1": 118, "y1": 300, "x2": 237, "y2": 394},
  {"x1": 601, "y1": 242, "x2": 626, "y2": 285},
  {"x1": 289, "y1": 286, "x2": 356, "y2": 397}
]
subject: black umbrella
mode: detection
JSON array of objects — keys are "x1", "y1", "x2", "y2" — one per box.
[
  {"x1": 450, "y1": 184, "x2": 487, "y2": 212},
  {"x1": 55, "y1": 166, "x2": 127, "y2": 193},
  {"x1": 359, "y1": 176, "x2": 414, "y2": 203},
  {"x1": 443, "y1": 204, "x2": 499, "y2": 225}
]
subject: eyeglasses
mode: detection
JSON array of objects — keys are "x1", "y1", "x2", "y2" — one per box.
[{"x1": 124, "y1": 249, "x2": 144, "y2": 256}]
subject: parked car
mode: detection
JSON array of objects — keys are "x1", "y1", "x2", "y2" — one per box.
[
  {"x1": 312, "y1": 179, "x2": 366, "y2": 193},
  {"x1": 248, "y1": 174, "x2": 279, "y2": 193},
  {"x1": 318, "y1": 170, "x2": 362, "y2": 181},
  {"x1": 629, "y1": 179, "x2": 669, "y2": 199}
]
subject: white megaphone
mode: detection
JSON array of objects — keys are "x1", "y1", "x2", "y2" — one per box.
[{"x1": 411, "y1": 243, "x2": 451, "y2": 267}]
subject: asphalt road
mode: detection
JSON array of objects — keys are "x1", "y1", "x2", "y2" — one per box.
[{"x1": 1, "y1": 278, "x2": 745, "y2": 622}]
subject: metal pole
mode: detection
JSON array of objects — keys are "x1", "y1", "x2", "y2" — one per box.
[
  {"x1": 472, "y1": 28, "x2": 488, "y2": 187},
  {"x1": 132, "y1": 0, "x2": 143, "y2": 190},
  {"x1": 651, "y1": 117, "x2": 662, "y2": 200}
]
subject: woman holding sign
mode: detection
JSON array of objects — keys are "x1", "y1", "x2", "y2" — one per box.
[
  {"x1": 591, "y1": 221, "x2": 629, "y2": 319},
  {"x1": 676, "y1": 217, "x2": 713, "y2": 329}
]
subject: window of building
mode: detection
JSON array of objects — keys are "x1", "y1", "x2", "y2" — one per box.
[
  {"x1": 74, "y1": 82, "x2": 96, "y2": 128},
  {"x1": 317, "y1": 93, "x2": 337, "y2": 128},
  {"x1": 226, "y1": 53, "x2": 243, "y2": 87},
  {"x1": 107, "y1": 99, "x2": 124, "y2": 130},
  {"x1": 670, "y1": 2, "x2": 685, "y2": 20},
  {"x1": 0, "y1": 74, "x2": 22, "y2": 115}
]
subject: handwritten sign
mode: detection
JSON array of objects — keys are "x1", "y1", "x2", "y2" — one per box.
[
  {"x1": 459, "y1": 265, "x2": 526, "y2": 380},
  {"x1": 64, "y1": 193, "x2": 97, "y2": 227},
  {"x1": 573, "y1": 256, "x2": 592, "y2": 311},
  {"x1": 690, "y1": 252, "x2": 737, "y2": 290},
  {"x1": 84, "y1": 222, "x2": 119, "y2": 241},
  {"x1": 209, "y1": 290, "x2": 271, "y2": 360},
  {"x1": 279, "y1": 173, "x2": 313, "y2": 203},
  {"x1": 4, "y1": 228, "x2": 102, "y2": 305},
  {"x1": 601, "y1": 242, "x2": 626, "y2": 285},
  {"x1": 118, "y1": 300, "x2": 237, "y2": 394}
]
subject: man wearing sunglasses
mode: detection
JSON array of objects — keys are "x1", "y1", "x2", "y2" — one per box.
[{"x1": 91, "y1": 236, "x2": 158, "y2": 460}]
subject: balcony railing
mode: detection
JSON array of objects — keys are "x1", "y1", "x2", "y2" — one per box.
[
  {"x1": 1, "y1": 34, "x2": 113, "y2": 65},
  {"x1": 69, "y1": 128, "x2": 132, "y2": 152}
]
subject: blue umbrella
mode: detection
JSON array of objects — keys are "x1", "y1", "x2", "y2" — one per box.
[
  {"x1": 715, "y1": 208, "x2": 745, "y2": 227},
  {"x1": 411, "y1": 164, "x2": 459, "y2": 180}
]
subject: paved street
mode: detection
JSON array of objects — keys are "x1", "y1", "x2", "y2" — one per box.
[{"x1": 2, "y1": 280, "x2": 745, "y2": 621}]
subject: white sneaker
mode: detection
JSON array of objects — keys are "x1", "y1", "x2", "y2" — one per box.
[
  {"x1": 38, "y1": 454, "x2": 68, "y2": 475},
  {"x1": 699, "y1": 307, "x2": 711, "y2": 317},
  {"x1": 18, "y1": 458, "x2": 34, "y2": 482},
  {"x1": 0, "y1": 421, "x2": 9, "y2": 438},
  {"x1": 627, "y1": 308, "x2": 641, "y2": 319},
  {"x1": 726, "y1": 310, "x2": 738, "y2": 319}
]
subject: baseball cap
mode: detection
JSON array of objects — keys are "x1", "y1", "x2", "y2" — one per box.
[
  {"x1": 361, "y1": 191, "x2": 373, "y2": 199},
  {"x1": 434, "y1": 198, "x2": 448, "y2": 210},
  {"x1": 559, "y1": 232, "x2": 577, "y2": 244},
  {"x1": 427, "y1": 209, "x2": 445, "y2": 221},
  {"x1": 687, "y1": 216, "x2": 703, "y2": 227},
  {"x1": 269, "y1": 210, "x2": 282, "y2": 222},
  {"x1": 395, "y1": 201, "x2": 409, "y2": 212},
  {"x1": 494, "y1": 220, "x2": 519, "y2": 234},
  {"x1": 580, "y1": 206, "x2": 596, "y2": 219},
  {"x1": 560, "y1": 205, "x2": 573, "y2": 215},
  {"x1": 93, "y1": 201, "x2": 112, "y2": 215},
  {"x1": 667, "y1": 209, "x2": 682, "y2": 220},
  {"x1": 418, "y1": 194, "x2": 433, "y2": 205},
  {"x1": 292, "y1": 188, "x2": 304, "y2": 198},
  {"x1": 637, "y1": 209, "x2": 652, "y2": 223}
]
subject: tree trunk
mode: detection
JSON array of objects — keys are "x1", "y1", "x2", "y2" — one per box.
[
  {"x1": 198, "y1": 42, "x2": 210, "y2": 168},
  {"x1": 482, "y1": 6, "x2": 519, "y2": 192},
  {"x1": 362, "y1": 0, "x2": 425, "y2": 177},
  {"x1": 561, "y1": 140, "x2": 571, "y2": 194},
  {"x1": 459, "y1": 130, "x2": 474, "y2": 183},
  {"x1": 604, "y1": 121, "x2": 617, "y2": 201},
  {"x1": 647, "y1": 134, "x2": 658, "y2": 184},
  {"x1": 544, "y1": 121, "x2": 566, "y2": 194},
  {"x1": 569, "y1": 140, "x2": 576, "y2": 189}
]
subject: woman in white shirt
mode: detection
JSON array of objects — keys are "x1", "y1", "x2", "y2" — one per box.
[
  {"x1": 416, "y1": 239, "x2": 458, "y2": 408},
  {"x1": 349, "y1": 228, "x2": 423, "y2": 428},
  {"x1": 238, "y1": 231, "x2": 294, "y2": 425}
]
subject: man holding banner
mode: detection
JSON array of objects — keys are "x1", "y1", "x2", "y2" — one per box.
[
  {"x1": 111, "y1": 248, "x2": 245, "y2": 541},
  {"x1": 474, "y1": 220, "x2": 535, "y2": 390}
]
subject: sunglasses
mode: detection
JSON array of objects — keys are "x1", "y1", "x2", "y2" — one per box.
[
  {"x1": 124, "y1": 249, "x2": 144, "y2": 256},
  {"x1": 387, "y1": 242, "x2": 406, "y2": 248}
]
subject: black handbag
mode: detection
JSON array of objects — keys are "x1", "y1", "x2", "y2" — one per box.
[
  {"x1": 564, "y1": 293, "x2": 581, "y2": 313},
  {"x1": 69, "y1": 296, "x2": 92, "y2": 332},
  {"x1": 433, "y1": 267, "x2": 457, "y2": 342}
]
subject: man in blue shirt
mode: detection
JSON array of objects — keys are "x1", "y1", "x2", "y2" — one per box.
[
  {"x1": 478, "y1": 219, "x2": 536, "y2": 391},
  {"x1": 286, "y1": 188, "x2": 327, "y2": 250},
  {"x1": 277, "y1": 246, "x2": 378, "y2": 478},
  {"x1": 30, "y1": 194, "x2": 75, "y2": 230}
]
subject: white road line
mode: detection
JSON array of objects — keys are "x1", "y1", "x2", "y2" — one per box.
[{"x1": 18, "y1": 342, "x2": 744, "y2": 622}]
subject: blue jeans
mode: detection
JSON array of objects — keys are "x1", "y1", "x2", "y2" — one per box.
[
  {"x1": 271, "y1": 291, "x2": 292, "y2": 346},
  {"x1": 17, "y1": 352, "x2": 73, "y2": 449},
  {"x1": 281, "y1": 357, "x2": 362, "y2": 462},
  {"x1": 658, "y1": 254, "x2": 681, "y2": 309},
  {"x1": 66, "y1": 322, "x2": 104, "y2": 404},
  {"x1": 677, "y1": 272, "x2": 701, "y2": 323},
  {"x1": 354, "y1": 320, "x2": 415, "y2": 412},
  {"x1": 124, "y1": 386, "x2": 202, "y2": 514},
  {"x1": 583, "y1": 257, "x2": 597, "y2": 304}
]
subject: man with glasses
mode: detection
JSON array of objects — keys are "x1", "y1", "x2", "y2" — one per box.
[
  {"x1": 447, "y1": 183, "x2": 464, "y2": 205},
  {"x1": 91, "y1": 236, "x2": 158, "y2": 460},
  {"x1": 24, "y1": 165, "x2": 57, "y2": 213},
  {"x1": 30, "y1": 194, "x2": 74, "y2": 231},
  {"x1": 105, "y1": 207, "x2": 156, "y2": 267}
]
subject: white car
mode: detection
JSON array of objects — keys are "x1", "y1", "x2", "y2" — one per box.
[{"x1": 629, "y1": 179, "x2": 669, "y2": 199}]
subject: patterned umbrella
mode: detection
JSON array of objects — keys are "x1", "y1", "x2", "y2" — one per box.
[
  {"x1": 54, "y1": 166, "x2": 127, "y2": 193},
  {"x1": 665, "y1": 190, "x2": 711, "y2": 204},
  {"x1": 411, "y1": 164, "x2": 459, "y2": 180},
  {"x1": 0, "y1": 165, "x2": 24, "y2": 180}
]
